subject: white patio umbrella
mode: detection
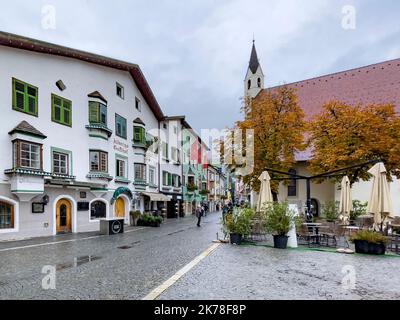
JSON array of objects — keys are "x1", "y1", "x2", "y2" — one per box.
[
  {"x1": 256, "y1": 171, "x2": 273, "y2": 212},
  {"x1": 367, "y1": 162, "x2": 394, "y2": 231},
  {"x1": 339, "y1": 176, "x2": 352, "y2": 225}
]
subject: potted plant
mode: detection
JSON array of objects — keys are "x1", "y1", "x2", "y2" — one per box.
[
  {"x1": 350, "y1": 200, "x2": 368, "y2": 225},
  {"x1": 264, "y1": 202, "x2": 299, "y2": 249},
  {"x1": 223, "y1": 208, "x2": 254, "y2": 245},
  {"x1": 187, "y1": 183, "x2": 198, "y2": 193},
  {"x1": 199, "y1": 189, "x2": 210, "y2": 196},
  {"x1": 350, "y1": 230, "x2": 387, "y2": 255},
  {"x1": 322, "y1": 200, "x2": 339, "y2": 222},
  {"x1": 137, "y1": 214, "x2": 163, "y2": 227},
  {"x1": 129, "y1": 210, "x2": 141, "y2": 226}
]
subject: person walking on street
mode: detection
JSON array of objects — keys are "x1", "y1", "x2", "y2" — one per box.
[{"x1": 196, "y1": 205, "x2": 203, "y2": 227}]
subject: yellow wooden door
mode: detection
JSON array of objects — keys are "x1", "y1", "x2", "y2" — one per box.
[
  {"x1": 56, "y1": 199, "x2": 72, "y2": 234},
  {"x1": 115, "y1": 198, "x2": 125, "y2": 218}
]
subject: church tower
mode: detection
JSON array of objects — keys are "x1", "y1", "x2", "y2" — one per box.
[{"x1": 244, "y1": 40, "x2": 264, "y2": 99}]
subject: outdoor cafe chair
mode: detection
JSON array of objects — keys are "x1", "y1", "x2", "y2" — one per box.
[
  {"x1": 319, "y1": 222, "x2": 337, "y2": 248},
  {"x1": 297, "y1": 224, "x2": 321, "y2": 247}
]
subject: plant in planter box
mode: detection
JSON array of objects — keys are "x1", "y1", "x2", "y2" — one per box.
[
  {"x1": 350, "y1": 200, "x2": 368, "y2": 223},
  {"x1": 129, "y1": 210, "x2": 142, "y2": 226},
  {"x1": 263, "y1": 202, "x2": 300, "y2": 249},
  {"x1": 222, "y1": 208, "x2": 254, "y2": 245},
  {"x1": 137, "y1": 214, "x2": 163, "y2": 227},
  {"x1": 187, "y1": 183, "x2": 198, "y2": 193},
  {"x1": 199, "y1": 189, "x2": 210, "y2": 196},
  {"x1": 322, "y1": 200, "x2": 339, "y2": 222},
  {"x1": 350, "y1": 230, "x2": 387, "y2": 255}
]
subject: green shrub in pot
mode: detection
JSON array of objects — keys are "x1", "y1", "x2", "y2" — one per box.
[
  {"x1": 263, "y1": 202, "x2": 300, "y2": 249},
  {"x1": 222, "y1": 208, "x2": 254, "y2": 244},
  {"x1": 350, "y1": 230, "x2": 387, "y2": 255}
]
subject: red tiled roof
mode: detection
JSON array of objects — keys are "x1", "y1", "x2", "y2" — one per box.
[
  {"x1": 259, "y1": 58, "x2": 400, "y2": 119},
  {"x1": 258, "y1": 58, "x2": 400, "y2": 161}
]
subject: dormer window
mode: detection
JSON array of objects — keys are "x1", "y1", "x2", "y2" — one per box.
[
  {"x1": 247, "y1": 79, "x2": 251, "y2": 90},
  {"x1": 257, "y1": 78, "x2": 261, "y2": 88}
]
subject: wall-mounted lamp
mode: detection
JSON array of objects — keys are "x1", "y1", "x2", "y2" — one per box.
[{"x1": 42, "y1": 195, "x2": 50, "y2": 205}]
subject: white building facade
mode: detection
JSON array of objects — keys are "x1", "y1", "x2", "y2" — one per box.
[
  {"x1": 0, "y1": 32, "x2": 169, "y2": 241},
  {"x1": 159, "y1": 117, "x2": 184, "y2": 218}
]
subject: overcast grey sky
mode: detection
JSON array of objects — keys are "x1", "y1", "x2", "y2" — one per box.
[{"x1": 1, "y1": 0, "x2": 399, "y2": 133}]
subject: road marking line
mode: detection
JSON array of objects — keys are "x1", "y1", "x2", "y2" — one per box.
[
  {"x1": 0, "y1": 227, "x2": 147, "y2": 253},
  {"x1": 142, "y1": 242, "x2": 221, "y2": 300}
]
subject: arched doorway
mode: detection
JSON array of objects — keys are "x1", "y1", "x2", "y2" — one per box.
[
  {"x1": 115, "y1": 197, "x2": 126, "y2": 218},
  {"x1": 56, "y1": 199, "x2": 72, "y2": 234}
]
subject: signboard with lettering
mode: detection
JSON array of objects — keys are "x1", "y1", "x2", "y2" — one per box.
[{"x1": 113, "y1": 139, "x2": 129, "y2": 154}]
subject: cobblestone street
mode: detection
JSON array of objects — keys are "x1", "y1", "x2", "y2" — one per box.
[
  {"x1": 2, "y1": 212, "x2": 400, "y2": 300},
  {"x1": 160, "y1": 241, "x2": 400, "y2": 300},
  {"x1": 0, "y1": 212, "x2": 221, "y2": 300}
]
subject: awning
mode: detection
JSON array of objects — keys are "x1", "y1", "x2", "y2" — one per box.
[{"x1": 142, "y1": 192, "x2": 171, "y2": 202}]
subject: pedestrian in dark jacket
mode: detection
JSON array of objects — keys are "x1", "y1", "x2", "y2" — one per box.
[{"x1": 196, "y1": 205, "x2": 203, "y2": 227}]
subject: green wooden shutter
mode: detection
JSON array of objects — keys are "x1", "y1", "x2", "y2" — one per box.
[
  {"x1": 63, "y1": 100, "x2": 72, "y2": 126},
  {"x1": 89, "y1": 102, "x2": 99, "y2": 123},
  {"x1": 27, "y1": 86, "x2": 37, "y2": 114},
  {"x1": 168, "y1": 172, "x2": 172, "y2": 186},
  {"x1": 12, "y1": 79, "x2": 38, "y2": 115},
  {"x1": 134, "y1": 127, "x2": 141, "y2": 143}
]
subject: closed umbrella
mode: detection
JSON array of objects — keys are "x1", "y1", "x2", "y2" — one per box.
[
  {"x1": 367, "y1": 162, "x2": 393, "y2": 231},
  {"x1": 257, "y1": 171, "x2": 273, "y2": 212},
  {"x1": 339, "y1": 176, "x2": 352, "y2": 225}
]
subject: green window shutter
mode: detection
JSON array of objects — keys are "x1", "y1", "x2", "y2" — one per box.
[
  {"x1": 168, "y1": 172, "x2": 172, "y2": 186},
  {"x1": 140, "y1": 127, "x2": 145, "y2": 144},
  {"x1": 12, "y1": 79, "x2": 38, "y2": 116},
  {"x1": 134, "y1": 126, "x2": 141, "y2": 143},
  {"x1": 27, "y1": 86, "x2": 37, "y2": 114},
  {"x1": 89, "y1": 102, "x2": 99, "y2": 123},
  {"x1": 63, "y1": 100, "x2": 72, "y2": 126},
  {"x1": 52, "y1": 94, "x2": 72, "y2": 126}
]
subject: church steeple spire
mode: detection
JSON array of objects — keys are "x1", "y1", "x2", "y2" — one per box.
[
  {"x1": 244, "y1": 39, "x2": 264, "y2": 98},
  {"x1": 249, "y1": 40, "x2": 260, "y2": 74}
]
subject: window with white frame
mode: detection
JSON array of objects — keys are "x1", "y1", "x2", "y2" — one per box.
[
  {"x1": 134, "y1": 163, "x2": 146, "y2": 182},
  {"x1": 53, "y1": 151, "x2": 69, "y2": 175},
  {"x1": 163, "y1": 171, "x2": 172, "y2": 186},
  {"x1": 13, "y1": 140, "x2": 41, "y2": 170},
  {"x1": 149, "y1": 166, "x2": 156, "y2": 185},
  {"x1": 0, "y1": 200, "x2": 14, "y2": 229},
  {"x1": 116, "y1": 158, "x2": 127, "y2": 178},
  {"x1": 116, "y1": 82, "x2": 124, "y2": 99},
  {"x1": 90, "y1": 150, "x2": 108, "y2": 172},
  {"x1": 162, "y1": 142, "x2": 169, "y2": 159},
  {"x1": 135, "y1": 97, "x2": 141, "y2": 112}
]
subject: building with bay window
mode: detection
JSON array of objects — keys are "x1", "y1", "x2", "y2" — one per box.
[{"x1": 0, "y1": 31, "x2": 171, "y2": 241}]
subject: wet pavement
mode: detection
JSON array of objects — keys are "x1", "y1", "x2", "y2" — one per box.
[
  {"x1": 159, "y1": 242, "x2": 400, "y2": 300},
  {"x1": 0, "y1": 212, "x2": 222, "y2": 299},
  {"x1": 2, "y1": 211, "x2": 400, "y2": 300}
]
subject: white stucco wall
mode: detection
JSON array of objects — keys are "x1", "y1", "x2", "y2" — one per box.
[{"x1": 0, "y1": 45, "x2": 162, "y2": 240}]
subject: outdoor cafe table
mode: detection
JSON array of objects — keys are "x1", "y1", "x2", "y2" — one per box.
[
  {"x1": 303, "y1": 223, "x2": 323, "y2": 245},
  {"x1": 340, "y1": 225, "x2": 360, "y2": 237}
]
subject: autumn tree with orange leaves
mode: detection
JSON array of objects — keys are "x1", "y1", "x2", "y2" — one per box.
[
  {"x1": 308, "y1": 101, "x2": 400, "y2": 184},
  {"x1": 232, "y1": 86, "x2": 306, "y2": 192}
]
